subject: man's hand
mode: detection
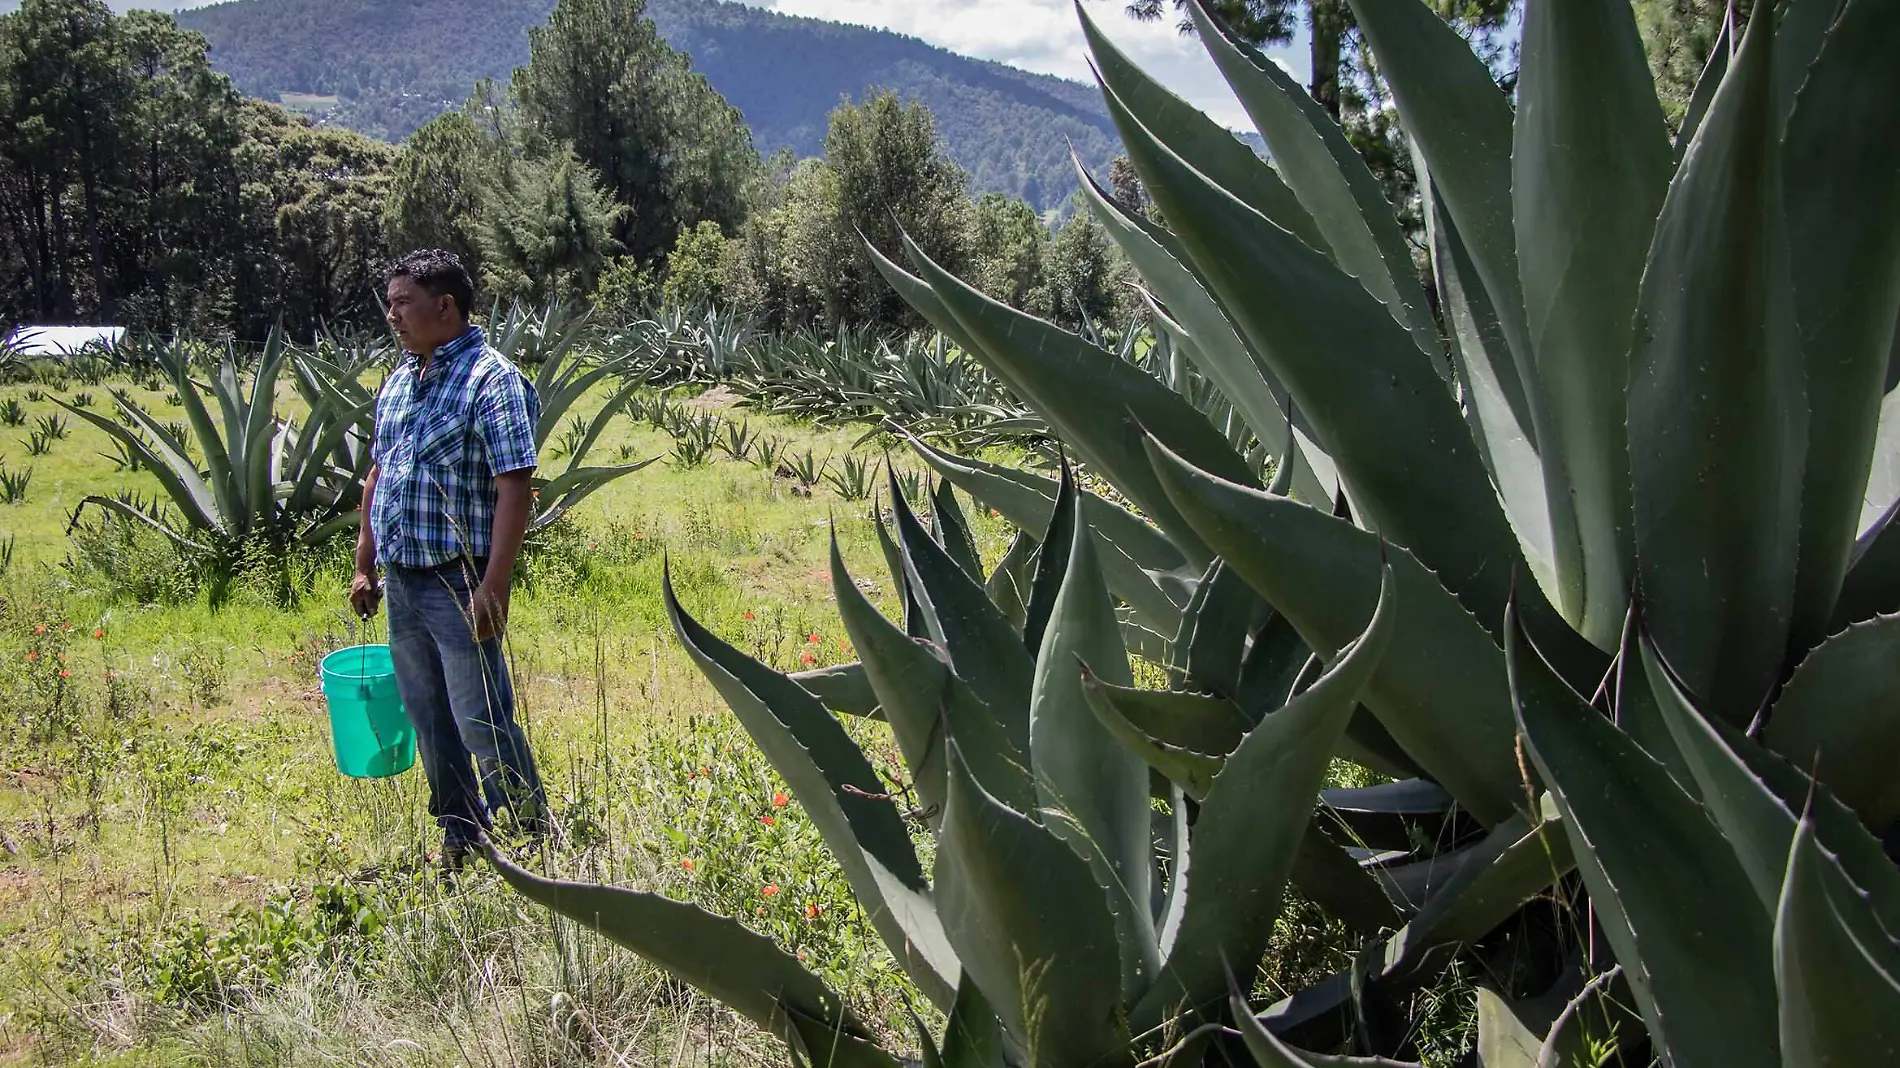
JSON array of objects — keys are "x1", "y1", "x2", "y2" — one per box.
[
  {"x1": 350, "y1": 568, "x2": 383, "y2": 619},
  {"x1": 471, "y1": 576, "x2": 510, "y2": 642}
]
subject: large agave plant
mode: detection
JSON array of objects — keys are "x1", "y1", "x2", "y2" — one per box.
[
  {"x1": 492, "y1": 305, "x2": 659, "y2": 532},
  {"x1": 60, "y1": 330, "x2": 375, "y2": 556},
  {"x1": 497, "y1": 0, "x2": 1900, "y2": 1064}
]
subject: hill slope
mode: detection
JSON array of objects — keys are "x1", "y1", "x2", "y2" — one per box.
[{"x1": 172, "y1": 0, "x2": 1122, "y2": 211}]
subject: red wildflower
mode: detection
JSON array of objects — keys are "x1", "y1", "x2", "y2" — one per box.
[
  {"x1": 808, "y1": 632, "x2": 821, "y2": 643},
  {"x1": 772, "y1": 792, "x2": 788, "y2": 808},
  {"x1": 24, "y1": 651, "x2": 37, "y2": 661},
  {"x1": 33, "y1": 624, "x2": 45, "y2": 635},
  {"x1": 762, "y1": 884, "x2": 780, "y2": 897},
  {"x1": 681, "y1": 859, "x2": 695, "y2": 872},
  {"x1": 58, "y1": 670, "x2": 70, "y2": 679},
  {"x1": 800, "y1": 652, "x2": 816, "y2": 665},
  {"x1": 744, "y1": 611, "x2": 756, "y2": 621},
  {"x1": 761, "y1": 815, "x2": 776, "y2": 827},
  {"x1": 805, "y1": 903, "x2": 821, "y2": 919},
  {"x1": 92, "y1": 628, "x2": 104, "y2": 639}
]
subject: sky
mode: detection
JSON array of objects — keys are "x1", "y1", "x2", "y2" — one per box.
[
  {"x1": 67, "y1": 0, "x2": 1305, "y2": 131},
  {"x1": 746, "y1": 0, "x2": 1308, "y2": 129}
]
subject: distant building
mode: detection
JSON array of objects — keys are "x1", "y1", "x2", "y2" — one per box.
[{"x1": 0, "y1": 325, "x2": 127, "y2": 359}]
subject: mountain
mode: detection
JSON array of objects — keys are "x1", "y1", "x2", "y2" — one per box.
[{"x1": 170, "y1": 0, "x2": 1122, "y2": 212}]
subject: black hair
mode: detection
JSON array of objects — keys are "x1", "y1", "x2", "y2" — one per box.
[{"x1": 385, "y1": 249, "x2": 474, "y2": 319}]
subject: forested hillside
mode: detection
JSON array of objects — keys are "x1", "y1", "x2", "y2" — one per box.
[{"x1": 173, "y1": 0, "x2": 1121, "y2": 211}]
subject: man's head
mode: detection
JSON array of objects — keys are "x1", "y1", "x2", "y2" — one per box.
[{"x1": 385, "y1": 249, "x2": 475, "y2": 353}]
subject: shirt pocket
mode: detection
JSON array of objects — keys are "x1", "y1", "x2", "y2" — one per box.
[{"x1": 415, "y1": 410, "x2": 469, "y2": 468}]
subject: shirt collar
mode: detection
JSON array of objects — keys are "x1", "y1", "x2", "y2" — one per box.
[{"x1": 402, "y1": 325, "x2": 484, "y2": 372}]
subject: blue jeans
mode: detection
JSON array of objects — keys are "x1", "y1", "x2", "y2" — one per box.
[{"x1": 386, "y1": 559, "x2": 546, "y2": 848}]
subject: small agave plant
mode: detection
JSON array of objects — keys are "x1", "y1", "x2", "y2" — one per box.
[{"x1": 497, "y1": 0, "x2": 1900, "y2": 1064}]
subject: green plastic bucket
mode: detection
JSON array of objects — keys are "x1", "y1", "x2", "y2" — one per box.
[{"x1": 320, "y1": 644, "x2": 415, "y2": 779}]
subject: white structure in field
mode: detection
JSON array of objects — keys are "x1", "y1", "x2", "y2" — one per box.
[{"x1": 1, "y1": 325, "x2": 126, "y2": 359}]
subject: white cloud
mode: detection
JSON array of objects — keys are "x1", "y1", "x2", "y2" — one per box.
[{"x1": 744, "y1": 0, "x2": 1308, "y2": 131}]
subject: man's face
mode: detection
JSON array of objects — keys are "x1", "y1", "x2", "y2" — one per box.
[{"x1": 386, "y1": 276, "x2": 459, "y2": 352}]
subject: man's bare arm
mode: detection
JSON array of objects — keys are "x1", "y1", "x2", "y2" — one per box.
[{"x1": 472, "y1": 468, "x2": 533, "y2": 641}]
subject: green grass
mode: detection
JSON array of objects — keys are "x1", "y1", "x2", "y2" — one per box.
[
  {"x1": 0, "y1": 372, "x2": 1001, "y2": 1065},
  {"x1": 275, "y1": 92, "x2": 339, "y2": 113}
]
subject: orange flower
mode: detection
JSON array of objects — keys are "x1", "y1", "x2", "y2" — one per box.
[
  {"x1": 92, "y1": 628, "x2": 104, "y2": 639},
  {"x1": 33, "y1": 624, "x2": 45, "y2": 634},
  {"x1": 796, "y1": 951, "x2": 807, "y2": 961},
  {"x1": 772, "y1": 792, "x2": 788, "y2": 808},
  {"x1": 807, "y1": 632, "x2": 821, "y2": 643},
  {"x1": 700, "y1": 766, "x2": 711, "y2": 777},
  {"x1": 743, "y1": 611, "x2": 756, "y2": 621},
  {"x1": 680, "y1": 859, "x2": 695, "y2": 872},
  {"x1": 805, "y1": 903, "x2": 821, "y2": 919},
  {"x1": 25, "y1": 651, "x2": 37, "y2": 661},
  {"x1": 762, "y1": 884, "x2": 780, "y2": 897},
  {"x1": 800, "y1": 652, "x2": 816, "y2": 665},
  {"x1": 58, "y1": 670, "x2": 70, "y2": 679},
  {"x1": 761, "y1": 815, "x2": 776, "y2": 827}
]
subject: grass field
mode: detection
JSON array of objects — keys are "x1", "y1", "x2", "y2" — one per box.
[
  {"x1": 0, "y1": 367, "x2": 1009, "y2": 1065},
  {"x1": 275, "y1": 93, "x2": 339, "y2": 114}
]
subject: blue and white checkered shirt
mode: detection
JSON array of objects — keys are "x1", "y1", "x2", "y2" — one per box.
[{"x1": 370, "y1": 326, "x2": 539, "y2": 569}]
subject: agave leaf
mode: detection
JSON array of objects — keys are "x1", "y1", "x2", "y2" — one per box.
[
  {"x1": 174, "y1": 349, "x2": 238, "y2": 528},
  {"x1": 58, "y1": 400, "x2": 222, "y2": 535},
  {"x1": 1030, "y1": 515, "x2": 1158, "y2": 999},
  {"x1": 890, "y1": 233, "x2": 1257, "y2": 563},
  {"x1": 1231, "y1": 987, "x2": 1421, "y2": 1067},
  {"x1": 1772, "y1": 0, "x2": 1851, "y2": 128},
  {"x1": 873, "y1": 509, "x2": 928, "y2": 639},
  {"x1": 663, "y1": 569, "x2": 959, "y2": 1008},
  {"x1": 487, "y1": 848, "x2": 863, "y2": 1040},
  {"x1": 1784, "y1": 0, "x2": 1900, "y2": 651},
  {"x1": 789, "y1": 661, "x2": 880, "y2": 720},
  {"x1": 1023, "y1": 460, "x2": 1081, "y2": 655},
  {"x1": 1627, "y1": 4, "x2": 1805, "y2": 724},
  {"x1": 787, "y1": 1013, "x2": 904, "y2": 1068},
  {"x1": 1762, "y1": 615, "x2": 1900, "y2": 832},
  {"x1": 934, "y1": 742, "x2": 1132, "y2": 1066},
  {"x1": 831, "y1": 535, "x2": 1034, "y2": 821},
  {"x1": 1344, "y1": 0, "x2": 1532, "y2": 387},
  {"x1": 1167, "y1": 559, "x2": 1259, "y2": 696},
  {"x1": 1512, "y1": 0, "x2": 1670, "y2": 647},
  {"x1": 931, "y1": 479, "x2": 984, "y2": 584},
  {"x1": 1185, "y1": 0, "x2": 1437, "y2": 362},
  {"x1": 1085, "y1": 671, "x2": 1250, "y2": 757},
  {"x1": 1415, "y1": 174, "x2": 1558, "y2": 609},
  {"x1": 1134, "y1": 561, "x2": 1395, "y2": 1028},
  {"x1": 1375, "y1": 806, "x2": 1574, "y2": 980},
  {"x1": 1858, "y1": 388, "x2": 1900, "y2": 538},
  {"x1": 1289, "y1": 826, "x2": 1405, "y2": 935},
  {"x1": 1774, "y1": 816, "x2": 1900, "y2": 1068},
  {"x1": 1506, "y1": 605, "x2": 1779, "y2": 1068},
  {"x1": 529, "y1": 459, "x2": 659, "y2": 531},
  {"x1": 904, "y1": 434, "x2": 1185, "y2": 575},
  {"x1": 1644, "y1": 633, "x2": 1900, "y2": 943},
  {"x1": 890, "y1": 478, "x2": 1036, "y2": 756},
  {"x1": 1109, "y1": 80, "x2": 1548, "y2": 649},
  {"x1": 1475, "y1": 984, "x2": 1569, "y2": 1068},
  {"x1": 984, "y1": 529, "x2": 1036, "y2": 633},
  {"x1": 68, "y1": 494, "x2": 214, "y2": 554},
  {"x1": 1074, "y1": 158, "x2": 1299, "y2": 477},
  {"x1": 1146, "y1": 439, "x2": 1524, "y2": 825},
  {"x1": 1673, "y1": 11, "x2": 1730, "y2": 164},
  {"x1": 937, "y1": 977, "x2": 1009, "y2": 1068},
  {"x1": 1078, "y1": 4, "x2": 1322, "y2": 252},
  {"x1": 1320, "y1": 779, "x2": 1466, "y2": 854},
  {"x1": 1080, "y1": 665, "x2": 1230, "y2": 801},
  {"x1": 905, "y1": 437, "x2": 1185, "y2": 631}
]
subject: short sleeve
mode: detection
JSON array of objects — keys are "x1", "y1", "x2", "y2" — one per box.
[{"x1": 476, "y1": 366, "x2": 539, "y2": 475}]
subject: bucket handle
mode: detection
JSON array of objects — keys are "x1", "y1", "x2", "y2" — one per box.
[{"x1": 356, "y1": 612, "x2": 397, "y2": 757}]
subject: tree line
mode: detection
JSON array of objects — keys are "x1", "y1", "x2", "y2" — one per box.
[{"x1": 1, "y1": 0, "x2": 1734, "y2": 343}]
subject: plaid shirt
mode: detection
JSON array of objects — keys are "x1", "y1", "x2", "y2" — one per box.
[{"x1": 370, "y1": 326, "x2": 539, "y2": 568}]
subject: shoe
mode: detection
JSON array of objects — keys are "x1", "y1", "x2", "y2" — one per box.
[{"x1": 438, "y1": 837, "x2": 482, "y2": 881}]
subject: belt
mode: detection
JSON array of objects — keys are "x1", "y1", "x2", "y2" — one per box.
[{"x1": 390, "y1": 554, "x2": 489, "y2": 579}]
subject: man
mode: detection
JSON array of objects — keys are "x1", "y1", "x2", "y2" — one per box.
[{"x1": 350, "y1": 248, "x2": 547, "y2": 872}]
